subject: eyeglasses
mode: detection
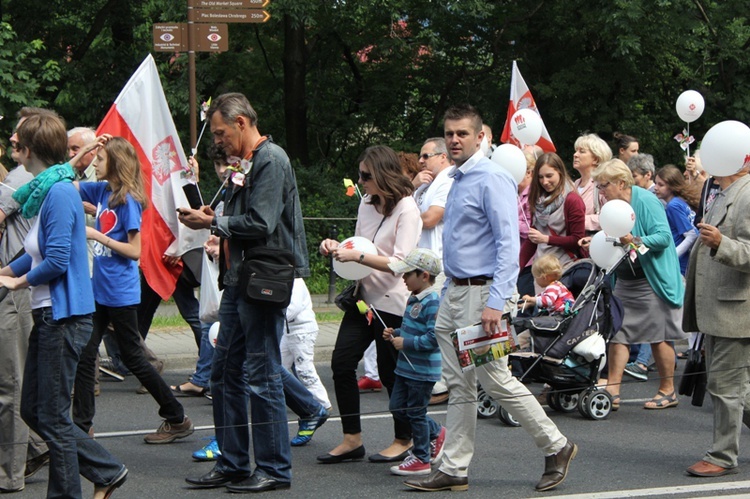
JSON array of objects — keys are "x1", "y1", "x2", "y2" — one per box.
[
  {"x1": 419, "y1": 152, "x2": 442, "y2": 161},
  {"x1": 596, "y1": 182, "x2": 610, "y2": 191},
  {"x1": 359, "y1": 170, "x2": 372, "y2": 182}
]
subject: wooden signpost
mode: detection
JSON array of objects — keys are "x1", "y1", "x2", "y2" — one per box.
[{"x1": 152, "y1": 0, "x2": 271, "y2": 149}]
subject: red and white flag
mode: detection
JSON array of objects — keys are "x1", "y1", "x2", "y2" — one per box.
[
  {"x1": 97, "y1": 55, "x2": 208, "y2": 300},
  {"x1": 500, "y1": 61, "x2": 556, "y2": 152}
]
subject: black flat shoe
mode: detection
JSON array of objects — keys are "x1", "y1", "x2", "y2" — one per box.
[
  {"x1": 368, "y1": 448, "x2": 411, "y2": 463},
  {"x1": 171, "y1": 384, "x2": 207, "y2": 397},
  {"x1": 185, "y1": 469, "x2": 249, "y2": 488},
  {"x1": 226, "y1": 474, "x2": 291, "y2": 493},
  {"x1": 316, "y1": 446, "x2": 366, "y2": 464}
]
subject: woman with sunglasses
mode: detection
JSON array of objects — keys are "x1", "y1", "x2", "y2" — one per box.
[{"x1": 319, "y1": 145, "x2": 422, "y2": 464}]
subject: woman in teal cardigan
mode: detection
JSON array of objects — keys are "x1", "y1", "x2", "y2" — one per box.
[{"x1": 589, "y1": 159, "x2": 685, "y2": 411}]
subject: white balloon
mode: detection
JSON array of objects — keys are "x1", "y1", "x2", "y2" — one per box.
[
  {"x1": 599, "y1": 199, "x2": 635, "y2": 238},
  {"x1": 675, "y1": 90, "x2": 705, "y2": 123},
  {"x1": 208, "y1": 322, "x2": 220, "y2": 348},
  {"x1": 490, "y1": 144, "x2": 527, "y2": 184},
  {"x1": 589, "y1": 231, "x2": 626, "y2": 271},
  {"x1": 332, "y1": 236, "x2": 377, "y2": 280},
  {"x1": 699, "y1": 120, "x2": 750, "y2": 177},
  {"x1": 510, "y1": 109, "x2": 543, "y2": 145}
]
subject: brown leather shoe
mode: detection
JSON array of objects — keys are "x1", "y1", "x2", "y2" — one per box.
[
  {"x1": 686, "y1": 460, "x2": 738, "y2": 477},
  {"x1": 143, "y1": 416, "x2": 194, "y2": 444},
  {"x1": 404, "y1": 469, "x2": 468, "y2": 492},
  {"x1": 535, "y1": 440, "x2": 577, "y2": 491}
]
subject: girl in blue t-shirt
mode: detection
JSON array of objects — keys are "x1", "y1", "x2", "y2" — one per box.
[
  {"x1": 654, "y1": 165, "x2": 700, "y2": 275},
  {"x1": 71, "y1": 136, "x2": 192, "y2": 443}
]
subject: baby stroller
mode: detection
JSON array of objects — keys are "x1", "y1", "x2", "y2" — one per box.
[{"x1": 508, "y1": 257, "x2": 624, "y2": 420}]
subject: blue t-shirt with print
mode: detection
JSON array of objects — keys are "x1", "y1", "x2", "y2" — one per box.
[
  {"x1": 79, "y1": 182, "x2": 142, "y2": 307},
  {"x1": 665, "y1": 196, "x2": 696, "y2": 275}
]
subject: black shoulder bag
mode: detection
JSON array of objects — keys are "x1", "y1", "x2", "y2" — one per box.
[{"x1": 239, "y1": 166, "x2": 297, "y2": 309}]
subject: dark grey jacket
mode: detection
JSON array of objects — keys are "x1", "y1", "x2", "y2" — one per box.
[{"x1": 213, "y1": 137, "x2": 309, "y2": 287}]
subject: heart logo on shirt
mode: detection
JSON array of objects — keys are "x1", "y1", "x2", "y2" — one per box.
[{"x1": 99, "y1": 209, "x2": 117, "y2": 234}]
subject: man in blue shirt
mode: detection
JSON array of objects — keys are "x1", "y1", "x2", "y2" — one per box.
[{"x1": 404, "y1": 104, "x2": 577, "y2": 493}]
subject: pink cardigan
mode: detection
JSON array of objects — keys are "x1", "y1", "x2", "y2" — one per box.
[{"x1": 356, "y1": 195, "x2": 422, "y2": 316}]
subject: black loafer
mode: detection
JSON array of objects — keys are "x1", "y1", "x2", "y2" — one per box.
[
  {"x1": 316, "y1": 445, "x2": 366, "y2": 464},
  {"x1": 368, "y1": 448, "x2": 411, "y2": 463},
  {"x1": 226, "y1": 474, "x2": 291, "y2": 493},
  {"x1": 185, "y1": 469, "x2": 249, "y2": 488}
]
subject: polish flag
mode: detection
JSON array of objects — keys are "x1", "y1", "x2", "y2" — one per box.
[
  {"x1": 97, "y1": 55, "x2": 208, "y2": 300},
  {"x1": 500, "y1": 61, "x2": 556, "y2": 152}
]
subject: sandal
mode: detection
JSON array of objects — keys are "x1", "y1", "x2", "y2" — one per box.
[
  {"x1": 611, "y1": 394, "x2": 620, "y2": 412},
  {"x1": 644, "y1": 390, "x2": 678, "y2": 410}
]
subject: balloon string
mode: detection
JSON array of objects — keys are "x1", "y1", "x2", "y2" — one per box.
[
  {"x1": 518, "y1": 194, "x2": 530, "y2": 231},
  {"x1": 686, "y1": 121, "x2": 691, "y2": 162}
]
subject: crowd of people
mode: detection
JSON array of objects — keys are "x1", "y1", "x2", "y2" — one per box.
[{"x1": 0, "y1": 94, "x2": 748, "y2": 498}]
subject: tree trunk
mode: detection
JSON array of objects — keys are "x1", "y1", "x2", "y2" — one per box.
[{"x1": 283, "y1": 14, "x2": 309, "y2": 166}]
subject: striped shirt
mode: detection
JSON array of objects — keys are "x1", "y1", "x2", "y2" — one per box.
[
  {"x1": 393, "y1": 287, "x2": 441, "y2": 382},
  {"x1": 536, "y1": 281, "x2": 574, "y2": 314}
]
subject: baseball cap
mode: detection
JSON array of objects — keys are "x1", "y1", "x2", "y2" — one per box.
[{"x1": 388, "y1": 248, "x2": 442, "y2": 276}]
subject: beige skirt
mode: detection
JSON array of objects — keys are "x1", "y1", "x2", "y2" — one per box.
[{"x1": 611, "y1": 278, "x2": 686, "y2": 345}]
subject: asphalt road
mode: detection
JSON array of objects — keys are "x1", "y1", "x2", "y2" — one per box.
[{"x1": 15, "y1": 364, "x2": 750, "y2": 499}]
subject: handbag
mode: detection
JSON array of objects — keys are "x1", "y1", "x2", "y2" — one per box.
[
  {"x1": 240, "y1": 246, "x2": 296, "y2": 309},
  {"x1": 335, "y1": 281, "x2": 361, "y2": 312},
  {"x1": 237, "y1": 165, "x2": 298, "y2": 309},
  {"x1": 678, "y1": 334, "x2": 705, "y2": 406}
]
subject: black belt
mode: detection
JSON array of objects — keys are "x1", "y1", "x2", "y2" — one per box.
[{"x1": 453, "y1": 276, "x2": 493, "y2": 286}]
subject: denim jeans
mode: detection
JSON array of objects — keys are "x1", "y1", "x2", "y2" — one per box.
[
  {"x1": 138, "y1": 271, "x2": 202, "y2": 347},
  {"x1": 389, "y1": 375, "x2": 441, "y2": 462},
  {"x1": 22, "y1": 309, "x2": 123, "y2": 498},
  {"x1": 190, "y1": 322, "x2": 214, "y2": 389},
  {"x1": 211, "y1": 286, "x2": 291, "y2": 482},
  {"x1": 74, "y1": 304, "x2": 185, "y2": 432}
]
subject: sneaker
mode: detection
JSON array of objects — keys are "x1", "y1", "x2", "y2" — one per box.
[
  {"x1": 143, "y1": 416, "x2": 194, "y2": 444},
  {"x1": 623, "y1": 362, "x2": 648, "y2": 381},
  {"x1": 430, "y1": 426, "x2": 446, "y2": 463},
  {"x1": 358, "y1": 376, "x2": 382, "y2": 392},
  {"x1": 192, "y1": 437, "x2": 222, "y2": 461},
  {"x1": 390, "y1": 453, "x2": 431, "y2": 476},
  {"x1": 291, "y1": 406, "x2": 329, "y2": 446}
]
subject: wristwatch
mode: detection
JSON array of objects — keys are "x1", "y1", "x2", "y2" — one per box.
[{"x1": 359, "y1": 252, "x2": 365, "y2": 263}]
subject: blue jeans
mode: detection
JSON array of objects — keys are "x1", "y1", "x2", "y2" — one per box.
[
  {"x1": 22, "y1": 309, "x2": 123, "y2": 498},
  {"x1": 635, "y1": 343, "x2": 652, "y2": 367},
  {"x1": 389, "y1": 375, "x2": 441, "y2": 463},
  {"x1": 190, "y1": 322, "x2": 214, "y2": 389},
  {"x1": 211, "y1": 286, "x2": 291, "y2": 482}
]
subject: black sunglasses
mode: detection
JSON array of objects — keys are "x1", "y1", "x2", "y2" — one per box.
[{"x1": 359, "y1": 170, "x2": 373, "y2": 182}]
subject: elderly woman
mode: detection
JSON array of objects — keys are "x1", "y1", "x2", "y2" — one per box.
[
  {"x1": 588, "y1": 159, "x2": 686, "y2": 410},
  {"x1": 319, "y1": 145, "x2": 422, "y2": 464},
  {"x1": 627, "y1": 153, "x2": 657, "y2": 194},
  {"x1": 573, "y1": 133, "x2": 611, "y2": 233}
]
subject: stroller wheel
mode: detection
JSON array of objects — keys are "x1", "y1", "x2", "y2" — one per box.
[
  {"x1": 581, "y1": 389, "x2": 612, "y2": 420},
  {"x1": 553, "y1": 391, "x2": 580, "y2": 413},
  {"x1": 477, "y1": 385, "x2": 499, "y2": 419},
  {"x1": 498, "y1": 406, "x2": 521, "y2": 427},
  {"x1": 578, "y1": 390, "x2": 592, "y2": 418}
]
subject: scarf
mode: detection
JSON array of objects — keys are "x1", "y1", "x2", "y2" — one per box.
[
  {"x1": 534, "y1": 181, "x2": 573, "y2": 230},
  {"x1": 13, "y1": 163, "x2": 76, "y2": 218}
]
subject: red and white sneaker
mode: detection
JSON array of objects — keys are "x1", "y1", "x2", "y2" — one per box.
[
  {"x1": 357, "y1": 376, "x2": 382, "y2": 392},
  {"x1": 390, "y1": 453, "x2": 431, "y2": 476},
  {"x1": 430, "y1": 426, "x2": 447, "y2": 463}
]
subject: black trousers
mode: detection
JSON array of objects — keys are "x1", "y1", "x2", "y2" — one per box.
[{"x1": 331, "y1": 307, "x2": 410, "y2": 439}]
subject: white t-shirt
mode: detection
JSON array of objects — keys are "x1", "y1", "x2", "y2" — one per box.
[{"x1": 414, "y1": 168, "x2": 453, "y2": 256}]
